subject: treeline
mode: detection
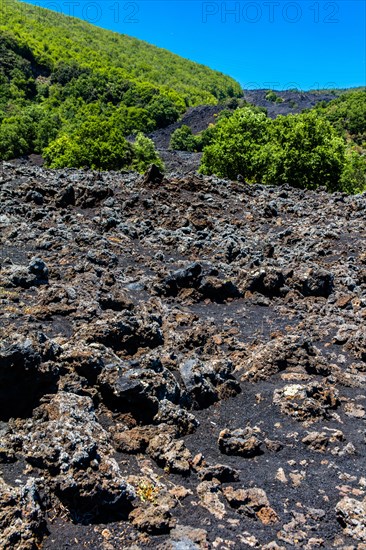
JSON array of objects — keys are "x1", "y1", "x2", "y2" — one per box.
[
  {"x1": 0, "y1": 0, "x2": 241, "y2": 170},
  {"x1": 170, "y1": 91, "x2": 366, "y2": 194}
]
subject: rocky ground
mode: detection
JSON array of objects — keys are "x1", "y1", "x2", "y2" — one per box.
[
  {"x1": 242, "y1": 89, "x2": 339, "y2": 119},
  {"x1": 0, "y1": 160, "x2": 366, "y2": 549},
  {"x1": 148, "y1": 105, "x2": 227, "y2": 150}
]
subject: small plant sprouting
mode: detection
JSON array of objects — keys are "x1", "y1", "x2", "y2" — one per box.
[{"x1": 136, "y1": 479, "x2": 160, "y2": 503}]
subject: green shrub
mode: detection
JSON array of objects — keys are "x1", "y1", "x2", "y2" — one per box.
[
  {"x1": 147, "y1": 96, "x2": 179, "y2": 128},
  {"x1": 264, "y1": 112, "x2": 346, "y2": 190},
  {"x1": 265, "y1": 90, "x2": 284, "y2": 103},
  {"x1": 0, "y1": 114, "x2": 35, "y2": 159},
  {"x1": 169, "y1": 125, "x2": 197, "y2": 152},
  {"x1": 51, "y1": 62, "x2": 90, "y2": 86},
  {"x1": 340, "y1": 148, "x2": 366, "y2": 194},
  {"x1": 200, "y1": 108, "x2": 349, "y2": 191},
  {"x1": 200, "y1": 108, "x2": 271, "y2": 181},
  {"x1": 44, "y1": 117, "x2": 133, "y2": 170},
  {"x1": 131, "y1": 133, "x2": 164, "y2": 173}
]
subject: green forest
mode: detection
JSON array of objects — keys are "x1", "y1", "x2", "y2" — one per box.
[
  {"x1": 0, "y1": 0, "x2": 241, "y2": 170},
  {"x1": 0, "y1": 0, "x2": 365, "y2": 192}
]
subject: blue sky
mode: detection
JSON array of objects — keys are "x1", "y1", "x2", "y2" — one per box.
[{"x1": 22, "y1": 0, "x2": 365, "y2": 90}]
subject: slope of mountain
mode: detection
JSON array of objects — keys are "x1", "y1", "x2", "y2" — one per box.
[
  {"x1": 242, "y1": 88, "x2": 366, "y2": 131},
  {"x1": 0, "y1": 0, "x2": 241, "y2": 103},
  {"x1": 0, "y1": 0, "x2": 242, "y2": 165},
  {"x1": 242, "y1": 88, "x2": 342, "y2": 118}
]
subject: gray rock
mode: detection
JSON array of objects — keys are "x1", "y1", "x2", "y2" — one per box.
[
  {"x1": 0, "y1": 477, "x2": 47, "y2": 550},
  {"x1": 218, "y1": 427, "x2": 263, "y2": 458},
  {"x1": 336, "y1": 496, "x2": 366, "y2": 541},
  {"x1": 180, "y1": 356, "x2": 240, "y2": 409},
  {"x1": 21, "y1": 392, "x2": 135, "y2": 517},
  {"x1": 154, "y1": 399, "x2": 199, "y2": 436},
  {"x1": 0, "y1": 338, "x2": 58, "y2": 420},
  {"x1": 291, "y1": 266, "x2": 334, "y2": 297},
  {"x1": 197, "y1": 463, "x2": 240, "y2": 482},
  {"x1": 98, "y1": 355, "x2": 180, "y2": 422},
  {"x1": 161, "y1": 262, "x2": 203, "y2": 296},
  {"x1": 6, "y1": 257, "x2": 48, "y2": 288},
  {"x1": 148, "y1": 432, "x2": 192, "y2": 474}
]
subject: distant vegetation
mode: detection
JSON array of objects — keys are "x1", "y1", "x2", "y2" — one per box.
[
  {"x1": 265, "y1": 90, "x2": 284, "y2": 104},
  {"x1": 315, "y1": 91, "x2": 366, "y2": 146},
  {"x1": 199, "y1": 90, "x2": 366, "y2": 193},
  {"x1": 170, "y1": 125, "x2": 198, "y2": 153},
  {"x1": 0, "y1": 0, "x2": 241, "y2": 169}
]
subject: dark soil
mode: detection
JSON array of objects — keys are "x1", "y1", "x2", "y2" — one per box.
[
  {"x1": 242, "y1": 89, "x2": 340, "y2": 118},
  {"x1": 1, "y1": 160, "x2": 366, "y2": 549},
  {"x1": 148, "y1": 104, "x2": 227, "y2": 150}
]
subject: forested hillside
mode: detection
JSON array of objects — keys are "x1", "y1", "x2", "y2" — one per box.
[
  {"x1": 0, "y1": 0, "x2": 241, "y2": 168},
  {"x1": 315, "y1": 90, "x2": 366, "y2": 148}
]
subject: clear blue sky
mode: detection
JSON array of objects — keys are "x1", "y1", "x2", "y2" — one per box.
[{"x1": 22, "y1": 0, "x2": 365, "y2": 90}]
